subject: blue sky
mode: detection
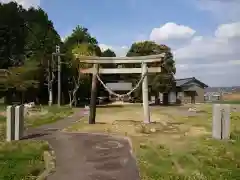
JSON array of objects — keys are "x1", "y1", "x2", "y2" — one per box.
[
  {"x1": 1, "y1": 0, "x2": 240, "y2": 87},
  {"x1": 41, "y1": 0, "x2": 217, "y2": 46}
]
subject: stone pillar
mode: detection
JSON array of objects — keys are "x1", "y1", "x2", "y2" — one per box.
[
  {"x1": 15, "y1": 105, "x2": 24, "y2": 140},
  {"x1": 212, "y1": 104, "x2": 230, "y2": 140},
  {"x1": 6, "y1": 105, "x2": 15, "y2": 142},
  {"x1": 142, "y1": 62, "x2": 150, "y2": 123}
]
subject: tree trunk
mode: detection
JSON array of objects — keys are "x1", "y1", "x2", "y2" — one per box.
[
  {"x1": 154, "y1": 93, "x2": 159, "y2": 105},
  {"x1": 21, "y1": 91, "x2": 25, "y2": 104},
  {"x1": 48, "y1": 87, "x2": 53, "y2": 106}
]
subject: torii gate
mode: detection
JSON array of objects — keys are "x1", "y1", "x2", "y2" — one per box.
[{"x1": 75, "y1": 53, "x2": 165, "y2": 124}]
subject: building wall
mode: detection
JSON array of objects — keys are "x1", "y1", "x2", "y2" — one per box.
[{"x1": 182, "y1": 84, "x2": 205, "y2": 103}]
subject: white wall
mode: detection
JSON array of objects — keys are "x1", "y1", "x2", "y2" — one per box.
[{"x1": 168, "y1": 91, "x2": 176, "y2": 104}]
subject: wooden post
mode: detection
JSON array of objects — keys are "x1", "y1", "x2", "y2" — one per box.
[
  {"x1": 142, "y1": 63, "x2": 150, "y2": 123},
  {"x1": 89, "y1": 64, "x2": 99, "y2": 124}
]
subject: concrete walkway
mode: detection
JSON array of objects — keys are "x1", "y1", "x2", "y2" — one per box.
[{"x1": 25, "y1": 111, "x2": 140, "y2": 180}]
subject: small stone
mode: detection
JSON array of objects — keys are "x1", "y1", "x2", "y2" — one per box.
[
  {"x1": 150, "y1": 128, "x2": 156, "y2": 133},
  {"x1": 139, "y1": 143, "x2": 147, "y2": 149}
]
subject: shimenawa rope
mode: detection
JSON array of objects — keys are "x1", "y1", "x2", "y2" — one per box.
[{"x1": 96, "y1": 72, "x2": 147, "y2": 98}]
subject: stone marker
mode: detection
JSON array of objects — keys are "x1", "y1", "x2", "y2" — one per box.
[
  {"x1": 6, "y1": 105, "x2": 15, "y2": 142},
  {"x1": 212, "y1": 104, "x2": 230, "y2": 140},
  {"x1": 14, "y1": 105, "x2": 24, "y2": 140}
]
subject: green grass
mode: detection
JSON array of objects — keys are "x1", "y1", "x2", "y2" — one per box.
[
  {"x1": 0, "y1": 105, "x2": 73, "y2": 180},
  {"x1": 66, "y1": 104, "x2": 240, "y2": 180},
  {"x1": 137, "y1": 134, "x2": 240, "y2": 180},
  {"x1": 26, "y1": 105, "x2": 74, "y2": 128},
  {"x1": 0, "y1": 140, "x2": 49, "y2": 180},
  {"x1": 0, "y1": 115, "x2": 5, "y2": 123},
  {"x1": 136, "y1": 108, "x2": 240, "y2": 180},
  {"x1": 210, "y1": 100, "x2": 240, "y2": 104}
]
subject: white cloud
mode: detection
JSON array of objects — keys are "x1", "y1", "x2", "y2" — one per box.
[
  {"x1": 168, "y1": 21, "x2": 240, "y2": 86},
  {"x1": 99, "y1": 44, "x2": 113, "y2": 52},
  {"x1": 150, "y1": 22, "x2": 196, "y2": 42},
  {"x1": 215, "y1": 22, "x2": 240, "y2": 39},
  {"x1": 0, "y1": 0, "x2": 40, "y2": 9},
  {"x1": 99, "y1": 44, "x2": 128, "y2": 57},
  {"x1": 174, "y1": 21, "x2": 240, "y2": 61},
  {"x1": 101, "y1": 21, "x2": 240, "y2": 86},
  {"x1": 174, "y1": 36, "x2": 235, "y2": 60}
]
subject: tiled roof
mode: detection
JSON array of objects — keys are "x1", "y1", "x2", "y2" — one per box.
[
  {"x1": 175, "y1": 77, "x2": 195, "y2": 87},
  {"x1": 175, "y1": 77, "x2": 208, "y2": 88}
]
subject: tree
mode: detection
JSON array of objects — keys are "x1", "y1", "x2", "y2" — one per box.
[
  {"x1": 3, "y1": 60, "x2": 40, "y2": 103},
  {"x1": 0, "y1": 2, "x2": 27, "y2": 68},
  {"x1": 64, "y1": 25, "x2": 98, "y2": 50},
  {"x1": 68, "y1": 43, "x2": 100, "y2": 107},
  {"x1": 126, "y1": 41, "x2": 176, "y2": 103},
  {"x1": 61, "y1": 25, "x2": 102, "y2": 106},
  {"x1": 0, "y1": 2, "x2": 61, "y2": 104},
  {"x1": 101, "y1": 49, "x2": 116, "y2": 57}
]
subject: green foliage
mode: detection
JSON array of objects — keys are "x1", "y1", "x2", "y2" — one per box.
[
  {"x1": 0, "y1": 2, "x2": 27, "y2": 68},
  {"x1": 64, "y1": 25, "x2": 98, "y2": 50},
  {"x1": 101, "y1": 49, "x2": 117, "y2": 69},
  {"x1": 0, "y1": 2, "x2": 62, "y2": 104},
  {"x1": 62, "y1": 25, "x2": 102, "y2": 101},
  {"x1": 3, "y1": 61, "x2": 40, "y2": 92},
  {"x1": 101, "y1": 49, "x2": 116, "y2": 57},
  {"x1": 126, "y1": 41, "x2": 176, "y2": 97}
]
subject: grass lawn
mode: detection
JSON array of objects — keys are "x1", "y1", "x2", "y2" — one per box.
[
  {"x1": 0, "y1": 105, "x2": 74, "y2": 140},
  {"x1": 65, "y1": 104, "x2": 240, "y2": 180},
  {"x1": 211, "y1": 100, "x2": 240, "y2": 105},
  {"x1": 26, "y1": 105, "x2": 74, "y2": 128},
  {"x1": 0, "y1": 140, "x2": 49, "y2": 180},
  {"x1": 0, "y1": 105, "x2": 74, "y2": 180}
]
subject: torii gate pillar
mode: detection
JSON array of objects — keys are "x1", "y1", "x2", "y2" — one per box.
[{"x1": 142, "y1": 63, "x2": 150, "y2": 123}]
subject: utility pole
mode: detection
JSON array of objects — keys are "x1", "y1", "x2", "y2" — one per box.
[
  {"x1": 48, "y1": 55, "x2": 53, "y2": 106},
  {"x1": 56, "y1": 45, "x2": 61, "y2": 107}
]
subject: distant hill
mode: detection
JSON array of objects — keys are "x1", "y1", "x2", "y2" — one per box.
[{"x1": 205, "y1": 86, "x2": 240, "y2": 93}]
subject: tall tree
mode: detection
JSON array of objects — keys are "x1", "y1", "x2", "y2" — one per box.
[
  {"x1": 101, "y1": 49, "x2": 117, "y2": 69},
  {"x1": 61, "y1": 25, "x2": 102, "y2": 105},
  {"x1": 101, "y1": 49, "x2": 116, "y2": 57},
  {"x1": 68, "y1": 43, "x2": 101, "y2": 106},
  {"x1": 64, "y1": 25, "x2": 98, "y2": 51},
  {"x1": 0, "y1": 2, "x2": 61, "y2": 104},
  {"x1": 0, "y1": 2, "x2": 27, "y2": 68},
  {"x1": 126, "y1": 41, "x2": 176, "y2": 102}
]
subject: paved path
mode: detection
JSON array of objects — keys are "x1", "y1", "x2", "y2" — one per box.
[{"x1": 25, "y1": 111, "x2": 140, "y2": 180}]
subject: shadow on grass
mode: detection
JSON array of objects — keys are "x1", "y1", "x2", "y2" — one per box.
[
  {"x1": 21, "y1": 133, "x2": 49, "y2": 140},
  {"x1": 149, "y1": 104, "x2": 182, "y2": 107},
  {"x1": 230, "y1": 130, "x2": 240, "y2": 141},
  {"x1": 95, "y1": 122, "x2": 107, "y2": 125},
  {"x1": 97, "y1": 104, "x2": 125, "y2": 108}
]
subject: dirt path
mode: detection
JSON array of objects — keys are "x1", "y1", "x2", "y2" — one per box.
[{"x1": 25, "y1": 111, "x2": 140, "y2": 180}]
